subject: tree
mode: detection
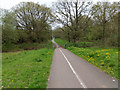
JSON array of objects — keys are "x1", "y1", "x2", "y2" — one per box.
[
  {"x1": 92, "y1": 2, "x2": 118, "y2": 42},
  {"x1": 14, "y1": 2, "x2": 53, "y2": 42},
  {"x1": 1, "y1": 9, "x2": 19, "y2": 44},
  {"x1": 53, "y1": 0, "x2": 93, "y2": 42}
]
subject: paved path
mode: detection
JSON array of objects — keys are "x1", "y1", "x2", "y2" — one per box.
[{"x1": 47, "y1": 39, "x2": 118, "y2": 88}]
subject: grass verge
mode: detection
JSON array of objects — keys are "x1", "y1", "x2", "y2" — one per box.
[
  {"x1": 67, "y1": 47, "x2": 119, "y2": 79},
  {"x1": 2, "y1": 48, "x2": 54, "y2": 88},
  {"x1": 55, "y1": 38, "x2": 119, "y2": 79}
]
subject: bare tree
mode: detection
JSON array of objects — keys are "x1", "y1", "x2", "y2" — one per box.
[{"x1": 53, "y1": 0, "x2": 93, "y2": 42}]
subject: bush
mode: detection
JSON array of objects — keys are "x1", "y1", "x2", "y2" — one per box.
[
  {"x1": 2, "y1": 40, "x2": 53, "y2": 52},
  {"x1": 2, "y1": 30, "x2": 19, "y2": 44},
  {"x1": 2, "y1": 43, "x2": 20, "y2": 52},
  {"x1": 64, "y1": 42, "x2": 94, "y2": 48}
]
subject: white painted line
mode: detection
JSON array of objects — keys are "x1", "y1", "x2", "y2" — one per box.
[{"x1": 59, "y1": 48, "x2": 87, "y2": 88}]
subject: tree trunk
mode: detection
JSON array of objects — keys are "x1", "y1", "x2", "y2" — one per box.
[
  {"x1": 67, "y1": 32, "x2": 71, "y2": 42},
  {"x1": 102, "y1": 6, "x2": 106, "y2": 42}
]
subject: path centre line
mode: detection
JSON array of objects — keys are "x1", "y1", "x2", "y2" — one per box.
[{"x1": 59, "y1": 48, "x2": 87, "y2": 88}]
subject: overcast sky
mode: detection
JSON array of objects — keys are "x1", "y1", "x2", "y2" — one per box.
[{"x1": 0, "y1": 0, "x2": 119, "y2": 10}]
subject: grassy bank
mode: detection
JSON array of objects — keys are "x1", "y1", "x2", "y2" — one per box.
[
  {"x1": 55, "y1": 38, "x2": 68, "y2": 47},
  {"x1": 55, "y1": 38, "x2": 119, "y2": 79},
  {"x1": 67, "y1": 46, "x2": 119, "y2": 79},
  {"x1": 2, "y1": 48, "x2": 54, "y2": 88}
]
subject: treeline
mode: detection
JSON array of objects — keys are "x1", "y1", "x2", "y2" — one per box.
[
  {"x1": 0, "y1": 2, "x2": 54, "y2": 51},
  {"x1": 53, "y1": 1, "x2": 118, "y2": 47},
  {"x1": 0, "y1": 1, "x2": 119, "y2": 52}
]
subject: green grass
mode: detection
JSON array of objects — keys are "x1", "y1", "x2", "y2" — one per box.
[
  {"x1": 55, "y1": 38, "x2": 68, "y2": 46},
  {"x1": 67, "y1": 46, "x2": 119, "y2": 79},
  {"x1": 2, "y1": 48, "x2": 54, "y2": 88}
]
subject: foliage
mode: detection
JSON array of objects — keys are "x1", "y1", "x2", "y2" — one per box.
[
  {"x1": 1, "y1": 10, "x2": 19, "y2": 44},
  {"x1": 65, "y1": 42, "x2": 94, "y2": 48},
  {"x1": 2, "y1": 48, "x2": 54, "y2": 88},
  {"x1": 53, "y1": 28, "x2": 64, "y2": 39},
  {"x1": 2, "y1": 30, "x2": 19, "y2": 44},
  {"x1": 15, "y1": 2, "x2": 52, "y2": 31},
  {"x1": 53, "y1": 2, "x2": 118, "y2": 47},
  {"x1": 53, "y1": 1, "x2": 93, "y2": 42},
  {"x1": 14, "y1": 2, "x2": 53, "y2": 42},
  {"x1": 55, "y1": 38, "x2": 94, "y2": 48},
  {"x1": 92, "y1": 2, "x2": 118, "y2": 42},
  {"x1": 2, "y1": 40, "x2": 53, "y2": 52},
  {"x1": 1, "y1": 2, "x2": 53, "y2": 47},
  {"x1": 67, "y1": 46, "x2": 119, "y2": 79}
]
